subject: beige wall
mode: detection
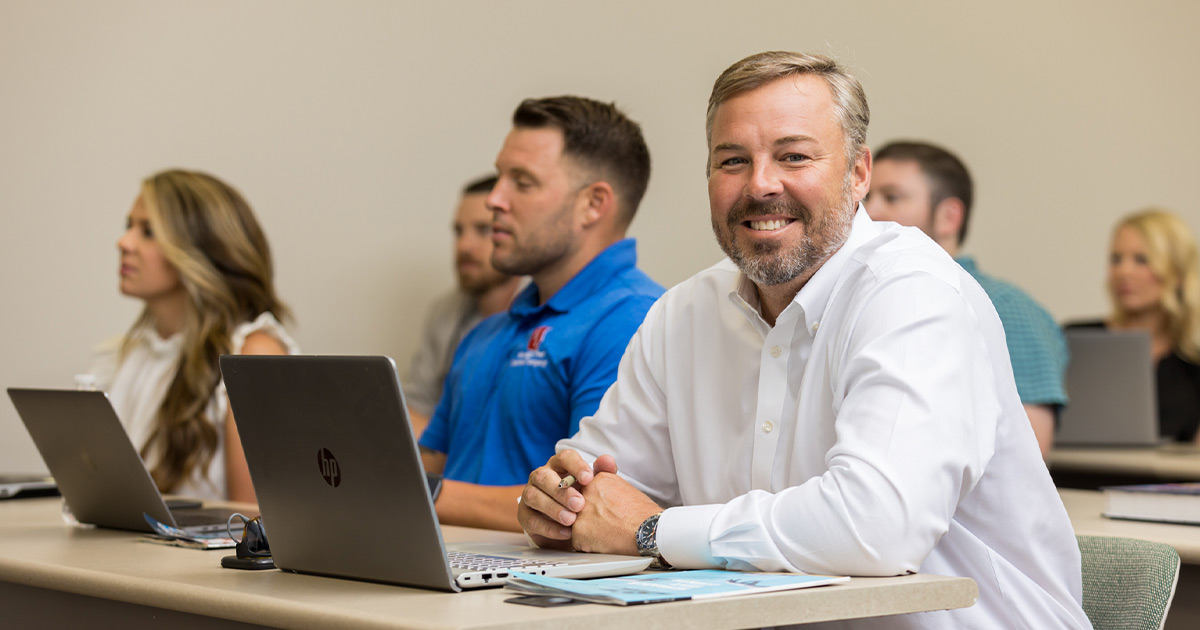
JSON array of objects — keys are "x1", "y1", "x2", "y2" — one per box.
[{"x1": 3, "y1": 0, "x2": 1198, "y2": 472}]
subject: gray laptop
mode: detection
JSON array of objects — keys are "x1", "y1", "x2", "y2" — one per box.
[
  {"x1": 0, "y1": 473, "x2": 56, "y2": 499},
  {"x1": 220, "y1": 354, "x2": 651, "y2": 591},
  {"x1": 1056, "y1": 329, "x2": 1161, "y2": 446},
  {"x1": 7, "y1": 388, "x2": 236, "y2": 534}
]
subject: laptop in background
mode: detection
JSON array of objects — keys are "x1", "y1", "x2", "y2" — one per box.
[
  {"x1": 221, "y1": 354, "x2": 651, "y2": 591},
  {"x1": 1056, "y1": 329, "x2": 1161, "y2": 447},
  {"x1": 0, "y1": 473, "x2": 57, "y2": 499},
  {"x1": 7, "y1": 388, "x2": 236, "y2": 534}
]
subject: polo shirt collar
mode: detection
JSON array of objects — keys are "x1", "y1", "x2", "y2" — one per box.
[{"x1": 509, "y1": 238, "x2": 639, "y2": 317}]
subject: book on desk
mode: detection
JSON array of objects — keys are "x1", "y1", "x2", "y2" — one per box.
[{"x1": 1102, "y1": 482, "x2": 1200, "y2": 525}]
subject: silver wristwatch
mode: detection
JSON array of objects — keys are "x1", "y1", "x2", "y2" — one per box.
[{"x1": 636, "y1": 512, "x2": 669, "y2": 566}]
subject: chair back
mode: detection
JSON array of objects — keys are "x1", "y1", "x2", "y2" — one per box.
[{"x1": 1078, "y1": 535, "x2": 1181, "y2": 630}]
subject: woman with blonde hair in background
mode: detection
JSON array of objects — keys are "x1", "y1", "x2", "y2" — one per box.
[
  {"x1": 87, "y1": 169, "x2": 298, "y2": 502},
  {"x1": 1070, "y1": 207, "x2": 1200, "y2": 442}
]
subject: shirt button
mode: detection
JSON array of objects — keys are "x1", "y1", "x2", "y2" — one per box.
[
  {"x1": 762, "y1": 421, "x2": 774, "y2": 433},
  {"x1": 770, "y1": 345, "x2": 782, "y2": 358},
  {"x1": 811, "y1": 322, "x2": 820, "y2": 333}
]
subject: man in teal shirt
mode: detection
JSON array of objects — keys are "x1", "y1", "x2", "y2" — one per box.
[{"x1": 865, "y1": 140, "x2": 1067, "y2": 458}]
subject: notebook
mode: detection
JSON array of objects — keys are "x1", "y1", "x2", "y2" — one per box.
[
  {"x1": 1056, "y1": 329, "x2": 1161, "y2": 446},
  {"x1": 0, "y1": 473, "x2": 57, "y2": 499},
  {"x1": 220, "y1": 354, "x2": 652, "y2": 591},
  {"x1": 6, "y1": 388, "x2": 236, "y2": 534}
]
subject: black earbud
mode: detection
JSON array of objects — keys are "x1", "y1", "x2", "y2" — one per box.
[
  {"x1": 236, "y1": 516, "x2": 271, "y2": 559},
  {"x1": 221, "y1": 513, "x2": 275, "y2": 570}
]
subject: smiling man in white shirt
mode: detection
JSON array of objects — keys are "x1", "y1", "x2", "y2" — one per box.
[{"x1": 516, "y1": 51, "x2": 1091, "y2": 629}]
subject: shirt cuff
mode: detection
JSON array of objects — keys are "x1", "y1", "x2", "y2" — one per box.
[{"x1": 656, "y1": 504, "x2": 723, "y2": 569}]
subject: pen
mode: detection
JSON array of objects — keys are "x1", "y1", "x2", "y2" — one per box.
[{"x1": 558, "y1": 475, "x2": 576, "y2": 489}]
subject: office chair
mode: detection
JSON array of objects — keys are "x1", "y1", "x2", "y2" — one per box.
[{"x1": 1077, "y1": 535, "x2": 1180, "y2": 630}]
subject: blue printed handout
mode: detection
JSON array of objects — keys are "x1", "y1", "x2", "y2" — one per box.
[{"x1": 504, "y1": 569, "x2": 848, "y2": 606}]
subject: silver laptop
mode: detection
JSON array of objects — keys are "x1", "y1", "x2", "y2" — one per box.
[
  {"x1": 0, "y1": 473, "x2": 56, "y2": 499},
  {"x1": 220, "y1": 354, "x2": 652, "y2": 591},
  {"x1": 7, "y1": 388, "x2": 236, "y2": 534},
  {"x1": 1056, "y1": 329, "x2": 1161, "y2": 446}
]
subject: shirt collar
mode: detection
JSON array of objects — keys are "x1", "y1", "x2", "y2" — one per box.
[
  {"x1": 792, "y1": 204, "x2": 878, "y2": 325},
  {"x1": 132, "y1": 323, "x2": 185, "y2": 356},
  {"x1": 732, "y1": 273, "x2": 761, "y2": 312},
  {"x1": 510, "y1": 238, "x2": 640, "y2": 317}
]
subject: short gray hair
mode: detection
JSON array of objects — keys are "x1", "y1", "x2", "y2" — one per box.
[{"x1": 706, "y1": 51, "x2": 870, "y2": 172}]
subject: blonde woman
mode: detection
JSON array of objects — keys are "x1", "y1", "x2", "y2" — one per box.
[
  {"x1": 1070, "y1": 208, "x2": 1200, "y2": 442},
  {"x1": 87, "y1": 169, "x2": 298, "y2": 502}
]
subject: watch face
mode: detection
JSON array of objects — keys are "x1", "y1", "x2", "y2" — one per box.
[{"x1": 636, "y1": 513, "x2": 660, "y2": 556}]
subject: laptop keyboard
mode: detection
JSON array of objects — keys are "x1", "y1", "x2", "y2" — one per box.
[
  {"x1": 447, "y1": 551, "x2": 567, "y2": 572},
  {"x1": 170, "y1": 507, "x2": 236, "y2": 529}
]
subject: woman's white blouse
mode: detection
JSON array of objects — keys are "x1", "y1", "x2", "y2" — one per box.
[{"x1": 87, "y1": 312, "x2": 299, "y2": 500}]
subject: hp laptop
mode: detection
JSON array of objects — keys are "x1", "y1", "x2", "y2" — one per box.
[
  {"x1": 220, "y1": 354, "x2": 652, "y2": 591},
  {"x1": 1056, "y1": 329, "x2": 1161, "y2": 446},
  {"x1": 7, "y1": 388, "x2": 236, "y2": 534}
]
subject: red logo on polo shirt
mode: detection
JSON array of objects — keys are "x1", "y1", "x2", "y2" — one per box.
[
  {"x1": 512, "y1": 326, "x2": 552, "y2": 368},
  {"x1": 527, "y1": 326, "x2": 552, "y2": 351}
]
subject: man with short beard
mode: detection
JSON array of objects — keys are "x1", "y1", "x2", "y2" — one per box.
[
  {"x1": 518, "y1": 52, "x2": 1090, "y2": 629},
  {"x1": 418, "y1": 96, "x2": 664, "y2": 533},
  {"x1": 403, "y1": 176, "x2": 525, "y2": 438}
]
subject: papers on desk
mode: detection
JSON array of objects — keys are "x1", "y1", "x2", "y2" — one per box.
[
  {"x1": 504, "y1": 569, "x2": 849, "y2": 606},
  {"x1": 1103, "y1": 482, "x2": 1200, "y2": 525},
  {"x1": 139, "y1": 534, "x2": 237, "y2": 550},
  {"x1": 138, "y1": 513, "x2": 237, "y2": 549}
]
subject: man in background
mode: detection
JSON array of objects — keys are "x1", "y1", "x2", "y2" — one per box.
[
  {"x1": 403, "y1": 175, "x2": 524, "y2": 437},
  {"x1": 420, "y1": 96, "x2": 664, "y2": 531},
  {"x1": 864, "y1": 141, "x2": 1067, "y2": 458}
]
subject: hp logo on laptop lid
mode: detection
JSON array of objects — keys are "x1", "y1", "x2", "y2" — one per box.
[{"x1": 318, "y1": 448, "x2": 341, "y2": 487}]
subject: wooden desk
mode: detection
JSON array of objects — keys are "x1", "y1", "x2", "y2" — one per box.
[
  {"x1": 1059, "y1": 488, "x2": 1200, "y2": 564},
  {"x1": 0, "y1": 497, "x2": 977, "y2": 629},
  {"x1": 1049, "y1": 444, "x2": 1200, "y2": 489}
]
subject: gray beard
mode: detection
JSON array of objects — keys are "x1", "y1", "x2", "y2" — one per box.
[{"x1": 715, "y1": 183, "x2": 856, "y2": 287}]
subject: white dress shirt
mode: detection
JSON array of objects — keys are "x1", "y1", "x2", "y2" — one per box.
[{"x1": 561, "y1": 208, "x2": 1090, "y2": 629}]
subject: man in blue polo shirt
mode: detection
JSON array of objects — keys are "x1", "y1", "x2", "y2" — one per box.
[
  {"x1": 865, "y1": 140, "x2": 1068, "y2": 459},
  {"x1": 419, "y1": 96, "x2": 664, "y2": 531}
]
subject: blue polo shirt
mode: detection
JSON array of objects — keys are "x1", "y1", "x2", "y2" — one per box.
[
  {"x1": 419, "y1": 239, "x2": 664, "y2": 486},
  {"x1": 956, "y1": 256, "x2": 1068, "y2": 408}
]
